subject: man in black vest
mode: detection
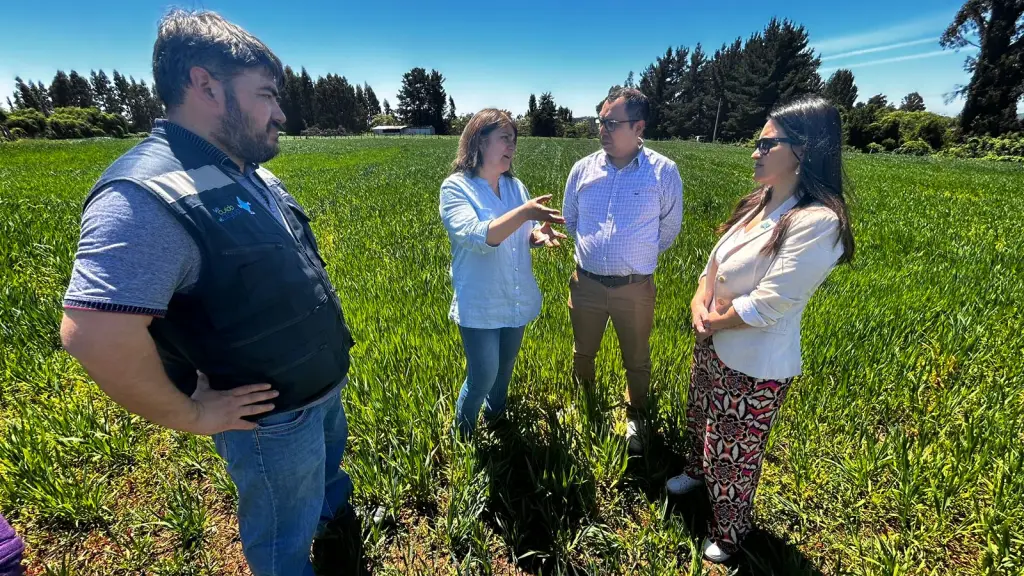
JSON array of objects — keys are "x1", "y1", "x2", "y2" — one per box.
[{"x1": 60, "y1": 10, "x2": 357, "y2": 575}]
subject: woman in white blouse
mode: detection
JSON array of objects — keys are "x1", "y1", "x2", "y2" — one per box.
[
  {"x1": 667, "y1": 96, "x2": 855, "y2": 563},
  {"x1": 440, "y1": 109, "x2": 566, "y2": 438}
]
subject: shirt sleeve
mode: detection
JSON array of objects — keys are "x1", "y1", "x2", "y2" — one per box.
[
  {"x1": 562, "y1": 162, "x2": 580, "y2": 238},
  {"x1": 63, "y1": 181, "x2": 202, "y2": 316},
  {"x1": 439, "y1": 179, "x2": 496, "y2": 255},
  {"x1": 658, "y1": 163, "x2": 684, "y2": 253},
  {"x1": 731, "y1": 213, "x2": 844, "y2": 328}
]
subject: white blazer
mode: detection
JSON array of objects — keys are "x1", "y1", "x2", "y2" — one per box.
[{"x1": 700, "y1": 200, "x2": 845, "y2": 380}]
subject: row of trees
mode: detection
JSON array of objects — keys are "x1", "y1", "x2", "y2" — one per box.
[
  {"x1": 610, "y1": 18, "x2": 823, "y2": 143},
  {"x1": 276, "y1": 66, "x2": 381, "y2": 135},
  {"x1": 8, "y1": 70, "x2": 163, "y2": 133},
  {"x1": 278, "y1": 66, "x2": 458, "y2": 136},
  {"x1": 605, "y1": 5, "x2": 1019, "y2": 152},
  {"x1": 4, "y1": 1, "x2": 1020, "y2": 143},
  {"x1": 2, "y1": 65, "x2": 460, "y2": 138}
]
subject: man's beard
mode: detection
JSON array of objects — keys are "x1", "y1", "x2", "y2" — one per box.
[{"x1": 215, "y1": 88, "x2": 281, "y2": 165}]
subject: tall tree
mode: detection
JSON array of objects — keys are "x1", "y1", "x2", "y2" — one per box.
[
  {"x1": 124, "y1": 77, "x2": 163, "y2": 132},
  {"x1": 638, "y1": 47, "x2": 677, "y2": 139},
  {"x1": 900, "y1": 92, "x2": 927, "y2": 112},
  {"x1": 33, "y1": 81, "x2": 52, "y2": 115},
  {"x1": 556, "y1": 105, "x2": 573, "y2": 136},
  {"x1": 669, "y1": 44, "x2": 716, "y2": 139},
  {"x1": 299, "y1": 68, "x2": 316, "y2": 128},
  {"x1": 941, "y1": 0, "x2": 1024, "y2": 135},
  {"x1": 427, "y1": 69, "x2": 448, "y2": 134},
  {"x1": 364, "y1": 84, "x2": 381, "y2": 117},
  {"x1": 354, "y1": 83, "x2": 369, "y2": 132},
  {"x1": 624, "y1": 71, "x2": 635, "y2": 88},
  {"x1": 113, "y1": 71, "x2": 131, "y2": 118},
  {"x1": 720, "y1": 19, "x2": 821, "y2": 141},
  {"x1": 91, "y1": 70, "x2": 119, "y2": 114},
  {"x1": 68, "y1": 70, "x2": 94, "y2": 108},
  {"x1": 382, "y1": 98, "x2": 392, "y2": 117},
  {"x1": 280, "y1": 66, "x2": 305, "y2": 135},
  {"x1": 866, "y1": 93, "x2": 891, "y2": 110},
  {"x1": 531, "y1": 92, "x2": 559, "y2": 137},
  {"x1": 446, "y1": 95, "x2": 457, "y2": 131},
  {"x1": 528, "y1": 94, "x2": 538, "y2": 118},
  {"x1": 397, "y1": 67, "x2": 448, "y2": 133},
  {"x1": 313, "y1": 73, "x2": 358, "y2": 131},
  {"x1": 49, "y1": 70, "x2": 72, "y2": 109},
  {"x1": 823, "y1": 69, "x2": 858, "y2": 110},
  {"x1": 13, "y1": 77, "x2": 41, "y2": 112}
]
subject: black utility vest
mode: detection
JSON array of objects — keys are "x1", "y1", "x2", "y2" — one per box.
[{"x1": 86, "y1": 121, "x2": 354, "y2": 416}]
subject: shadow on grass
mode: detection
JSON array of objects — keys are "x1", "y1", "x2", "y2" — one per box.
[
  {"x1": 312, "y1": 508, "x2": 372, "y2": 576},
  {"x1": 660, "y1": 450, "x2": 826, "y2": 576},
  {"x1": 312, "y1": 382, "x2": 823, "y2": 576},
  {"x1": 476, "y1": 397, "x2": 602, "y2": 575}
]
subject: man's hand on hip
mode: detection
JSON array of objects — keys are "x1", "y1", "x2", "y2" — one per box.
[{"x1": 186, "y1": 371, "x2": 279, "y2": 435}]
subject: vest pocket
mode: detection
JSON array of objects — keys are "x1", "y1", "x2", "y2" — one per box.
[
  {"x1": 222, "y1": 242, "x2": 284, "y2": 255},
  {"x1": 265, "y1": 340, "x2": 339, "y2": 393},
  {"x1": 205, "y1": 239, "x2": 296, "y2": 332}
]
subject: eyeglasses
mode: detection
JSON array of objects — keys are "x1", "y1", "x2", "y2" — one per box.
[
  {"x1": 597, "y1": 118, "x2": 640, "y2": 132},
  {"x1": 756, "y1": 137, "x2": 799, "y2": 156}
]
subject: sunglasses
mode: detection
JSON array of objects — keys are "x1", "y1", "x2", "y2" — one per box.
[
  {"x1": 756, "y1": 137, "x2": 799, "y2": 155},
  {"x1": 597, "y1": 118, "x2": 640, "y2": 132}
]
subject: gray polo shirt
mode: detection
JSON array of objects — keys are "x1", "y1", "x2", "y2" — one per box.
[{"x1": 64, "y1": 163, "x2": 288, "y2": 316}]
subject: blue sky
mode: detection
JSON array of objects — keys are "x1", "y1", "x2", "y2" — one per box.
[{"x1": 1, "y1": 0, "x2": 981, "y2": 118}]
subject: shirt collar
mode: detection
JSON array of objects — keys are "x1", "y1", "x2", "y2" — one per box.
[
  {"x1": 766, "y1": 193, "x2": 801, "y2": 222},
  {"x1": 600, "y1": 141, "x2": 646, "y2": 170},
  {"x1": 154, "y1": 119, "x2": 250, "y2": 172}
]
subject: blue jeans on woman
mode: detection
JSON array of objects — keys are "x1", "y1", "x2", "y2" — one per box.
[
  {"x1": 212, "y1": 387, "x2": 352, "y2": 576},
  {"x1": 454, "y1": 325, "x2": 527, "y2": 437}
]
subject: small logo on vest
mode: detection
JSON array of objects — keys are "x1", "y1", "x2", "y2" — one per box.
[
  {"x1": 212, "y1": 199, "x2": 254, "y2": 223},
  {"x1": 236, "y1": 197, "x2": 255, "y2": 215}
]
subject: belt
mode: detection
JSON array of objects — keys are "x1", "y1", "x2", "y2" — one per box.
[{"x1": 577, "y1": 265, "x2": 651, "y2": 288}]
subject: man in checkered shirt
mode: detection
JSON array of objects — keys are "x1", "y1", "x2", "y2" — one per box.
[{"x1": 562, "y1": 87, "x2": 683, "y2": 454}]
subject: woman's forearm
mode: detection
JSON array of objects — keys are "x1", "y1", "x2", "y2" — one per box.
[
  {"x1": 707, "y1": 305, "x2": 747, "y2": 331},
  {"x1": 485, "y1": 205, "x2": 529, "y2": 246},
  {"x1": 692, "y1": 276, "x2": 708, "y2": 308}
]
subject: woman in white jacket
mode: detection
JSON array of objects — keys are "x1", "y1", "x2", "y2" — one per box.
[{"x1": 667, "y1": 96, "x2": 855, "y2": 563}]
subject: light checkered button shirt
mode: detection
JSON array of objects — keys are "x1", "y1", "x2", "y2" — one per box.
[{"x1": 562, "y1": 145, "x2": 684, "y2": 276}]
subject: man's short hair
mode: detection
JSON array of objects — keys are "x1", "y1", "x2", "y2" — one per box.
[
  {"x1": 152, "y1": 9, "x2": 284, "y2": 109},
  {"x1": 604, "y1": 87, "x2": 649, "y2": 124}
]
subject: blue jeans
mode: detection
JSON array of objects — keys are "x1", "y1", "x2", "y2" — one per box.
[
  {"x1": 212, "y1": 388, "x2": 352, "y2": 576},
  {"x1": 454, "y1": 325, "x2": 527, "y2": 437}
]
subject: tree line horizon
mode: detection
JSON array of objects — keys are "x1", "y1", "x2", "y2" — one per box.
[{"x1": 3, "y1": 3, "x2": 1022, "y2": 147}]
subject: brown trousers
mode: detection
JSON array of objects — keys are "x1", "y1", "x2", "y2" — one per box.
[{"x1": 567, "y1": 269, "x2": 656, "y2": 414}]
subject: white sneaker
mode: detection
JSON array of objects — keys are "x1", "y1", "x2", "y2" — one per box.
[
  {"x1": 702, "y1": 538, "x2": 732, "y2": 563},
  {"x1": 625, "y1": 418, "x2": 644, "y2": 454},
  {"x1": 665, "y1": 473, "x2": 704, "y2": 495}
]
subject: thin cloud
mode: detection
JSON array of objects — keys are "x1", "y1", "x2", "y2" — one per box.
[
  {"x1": 813, "y1": 13, "x2": 950, "y2": 56},
  {"x1": 820, "y1": 38, "x2": 937, "y2": 62},
  {"x1": 820, "y1": 48, "x2": 974, "y2": 73}
]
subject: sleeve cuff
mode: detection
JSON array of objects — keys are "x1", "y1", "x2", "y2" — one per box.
[
  {"x1": 63, "y1": 298, "x2": 166, "y2": 318},
  {"x1": 732, "y1": 296, "x2": 767, "y2": 328},
  {"x1": 472, "y1": 219, "x2": 498, "y2": 251}
]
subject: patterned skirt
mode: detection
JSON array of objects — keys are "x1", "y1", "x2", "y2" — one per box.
[{"x1": 683, "y1": 339, "x2": 793, "y2": 553}]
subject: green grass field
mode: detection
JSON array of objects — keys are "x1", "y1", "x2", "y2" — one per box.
[{"x1": 1, "y1": 136, "x2": 1022, "y2": 575}]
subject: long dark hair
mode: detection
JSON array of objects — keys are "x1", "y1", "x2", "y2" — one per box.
[{"x1": 718, "y1": 96, "x2": 855, "y2": 264}]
